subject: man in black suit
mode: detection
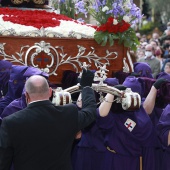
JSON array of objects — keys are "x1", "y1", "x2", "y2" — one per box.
[{"x1": 0, "y1": 69, "x2": 96, "y2": 170}]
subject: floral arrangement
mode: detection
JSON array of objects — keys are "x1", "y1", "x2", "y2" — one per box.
[
  {"x1": 75, "y1": 0, "x2": 142, "y2": 50},
  {"x1": 1, "y1": 8, "x2": 72, "y2": 29},
  {"x1": 0, "y1": 0, "x2": 142, "y2": 51},
  {"x1": 0, "y1": 8, "x2": 96, "y2": 37}
]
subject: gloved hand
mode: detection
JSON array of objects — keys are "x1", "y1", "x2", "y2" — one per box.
[
  {"x1": 80, "y1": 69, "x2": 94, "y2": 88},
  {"x1": 153, "y1": 78, "x2": 167, "y2": 90},
  {"x1": 114, "y1": 85, "x2": 127, "y2": 91}
]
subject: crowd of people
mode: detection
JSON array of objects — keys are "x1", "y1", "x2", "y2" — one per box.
[
  {"x1": 135, "y1": 22, "x2": 170, "y2": 78},
  {"x1": 0, "y1": 22, "x2": 170, "y2": 170}
]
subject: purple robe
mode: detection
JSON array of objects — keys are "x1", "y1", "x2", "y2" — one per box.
[
  {"x1": 73, "y1": 122, "x2": 107, "y2": 170},
  {"x1": 148, "y1": 107, "x2": 165, "y2": 170},
  {"x1": 138, "y1": 77, "x2": 155, "y2": 98},
  {"x1": 157, "y1": 104, "x2": 170, "y2": 170},
  {"x1": 156, "y1": 82, "x2": 170, "y2": 108},
  {"x1": 0, "y1": 60, "x2": 12, "y2": 99},
  {"x1": 123, "y1": 76, "x2": 143, "y2": 96},
  {"x1": 96, "y1": 104, "x2": 155, "y2": 170},
  {"x1": 0, "y1": 65, "x2": 28, "y2": 115},
  {"x1": 1, "y1": 93, "x2": 26, "y2": 118}
]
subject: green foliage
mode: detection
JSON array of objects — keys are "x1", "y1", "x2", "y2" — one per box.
[
  {"x1": 94, "y1": 28, "x2": 139, "y2": 51},
  {"x1": 139, "y1": 21, "x2": 162, "y2": 35},
  {"x1": 53, "y1": 0, "x2": 76, "y2": 19}
]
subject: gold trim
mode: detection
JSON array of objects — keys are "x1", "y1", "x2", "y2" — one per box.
[
  {"x1": 106, "y1": 146, "x2": 116, "y2": 153},
  {"x1": 140, "y1": 156, "x2": 142, "y2": 170}
]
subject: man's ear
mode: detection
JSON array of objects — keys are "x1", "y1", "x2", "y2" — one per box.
[
  {"x1": 25, "y1": 91, "x2": 28, "y2": 98},
  {"x1": 25, "y1": 91, "x2": 30, "y2": 104},
  {"x1": 49, "y1": 87, "x2": 53, "y2": 98}
]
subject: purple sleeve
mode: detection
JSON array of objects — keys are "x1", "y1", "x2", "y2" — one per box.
[
  {"x1": 96, "y1": 108, "x2": 114, "y2": 129},
  {"x1": 157, "y1": 104, "x2": 170, "y2": 147}
]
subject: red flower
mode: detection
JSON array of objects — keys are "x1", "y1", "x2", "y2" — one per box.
[
  {"x1": 118, "y1": 20, "x2": 130, "y2": 32},
  {"x1": 97, "y1": 24, "x2": 107, "y2": 32},
  {"x1": 108, "y1": 25, "x2": 119, "y2": 34},
  {"x1": 96, "y1": 17, "x2": 130, "y2": 34},
  {"x1": 0, "y1": 7, "x2": 95, "y2": 29}
]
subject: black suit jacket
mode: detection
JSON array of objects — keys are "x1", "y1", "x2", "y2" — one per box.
[{"x1": 0, "y1": 87, "x2": 96, "y2": 170}]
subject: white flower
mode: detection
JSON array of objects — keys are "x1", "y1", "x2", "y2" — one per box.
[
  {"x1": 123, "y1": 16, "x2": 130, "y2": 23},
  {"x1": 75, "y1": 33, "x2": 82, "y2": 39},
  {"x1": 124, "y1": 0, "x2": 131, "y2": 9},
  {"x1": 124, "y1": 0, "x2": 131, "y2": 5},
  {"x1": 102, "y1": 6, "x2": 109, "y2": 12},
  {"x1": 43, "y1": 68, "x2": 49, "y2": 73},
  {"x1": 54, "y1": 9, "x2": 60, "y2": 14},
  {"x1": 0, "y1": 15, "x2": 96, "y2": 38},
  {"x1": 113, "y1": 19, "x2": 118, "y2": 25}
]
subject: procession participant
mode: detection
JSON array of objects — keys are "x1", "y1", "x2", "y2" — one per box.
[
  {"x1": 97, "y1": 76, "x2": 166, "y2": 170},
  {"x1": 0, "y1": 65, "x2": 28, "y2": 115},
  {"x1": 0, "y1": 69, "x2": 97, "y2": 170},
  {"x1": 73, "y1": 78, "x2": 119, "y2": 170},
  {"x1": 156, "y1": 85, "x2": 170, "y2": 170},
  {"x1": 150, "y1": 80, "x2": 170, "y2": 170},
  {"x1": 133, "y1": 62, "x2": 153, "y2": 78}
]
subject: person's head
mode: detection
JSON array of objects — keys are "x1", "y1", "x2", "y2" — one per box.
[
  {"x1": 23, "y1": 66, "x2": 49, "y2": 79},
  {"x1": 134, "y1": 62, "x2": 153, "y2": 78},
  {"x1": 123, "y1": 76, "x2": 143, "y2": 97},
  {"x1": 167, "y1": 22, "x2": 170, "y2": 30},
  {"x1": 155, "y1": 47, "x2": 163, "y2": 57},
  {"x1": 164, "y1": 62, "x2": 170, "y2": 74},
  {"x1": 136, "y1": 49, "x2": 145, "y2": 59},
  {"x1": 136, "y1": 32, "x2": 141, "y2": 40},
  {"x1": 103, "y1": 78, "x2": 119, "y2": 86},
  {"x1": 152, "y1": 32, "x2": 159, "y2": 40},
  {"x1": 7, "y1": 65, "x2": 28, "y2": 99},
  {"x1": 140, "y1": 42, "x2": 148, "y2": 50},
  {"x1": 164, "y1": 39, "x2": 170, "y2": 45},
  {"x1": 25, "y1": 75, "x2": 52, "y2": 104},
  {"x1": 145, "y1": 44, "x2": 154, "y2": 58},
  {"x1": 149, "y1": 40, "x2": 158, "y2": 49},
  {"x1": 140, "y1": 37, "x2": 147, "y2": 43}
]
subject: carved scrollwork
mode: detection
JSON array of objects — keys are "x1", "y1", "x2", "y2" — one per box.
[{"x1": 0, "y1": 40, "x2": 118, "y2": 76}]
